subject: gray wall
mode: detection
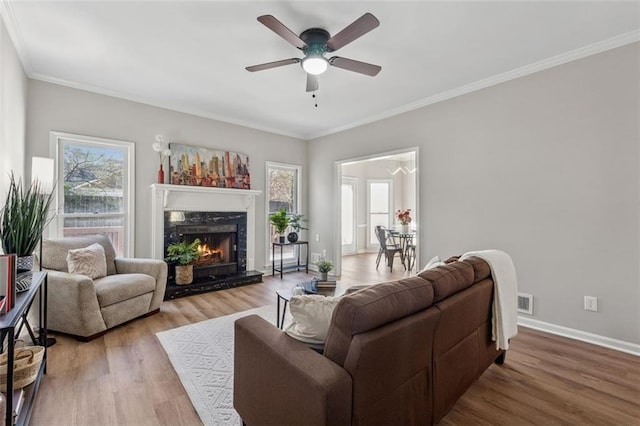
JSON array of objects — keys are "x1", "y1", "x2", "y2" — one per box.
[
  {"x1": 0, "y1": 18, "x2": 27, "y2": 200},
  {"x1": 308, "y1": 43, "x2": 640, "y2": 344},
  {"x1": 26, "y1": 80, "x2": 306, "y2": 265}
]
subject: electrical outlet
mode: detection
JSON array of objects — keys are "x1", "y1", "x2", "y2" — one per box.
[
  {"x1": 584, "y1": 296, "x2": 598, "y2": 312},
  {"x1": 315, "y1": 234, "x2": 320, "y2": 242},
  {"x1": 322, "y1": 249, "x2": 326, "y2": 258}
]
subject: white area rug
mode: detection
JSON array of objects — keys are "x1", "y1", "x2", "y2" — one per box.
[{"x1": 156, "y1": 304, "x2": 282, "y2": 426}]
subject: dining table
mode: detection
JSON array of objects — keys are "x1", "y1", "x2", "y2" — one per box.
[{"x1": 388, "y1": 230, "x2": 417, "y2": 271}]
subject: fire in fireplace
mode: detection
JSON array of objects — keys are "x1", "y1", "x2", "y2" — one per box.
[{"x1": 163, "y1": 210, "x2": 262, "y2": 299}]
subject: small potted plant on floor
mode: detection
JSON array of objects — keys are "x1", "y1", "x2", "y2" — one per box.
[
  {"x1": 165, "y1": 238, "x2": 202, "y2": 285},
  {"x1": 316, "y1": 257, "x2": 333, "y2": 281},
  {"x1": 287, "y1": 213, "x2": 307, "y2": 243},
  {"x1": 269, "y1": 208, "x2": 290, "y2": 243}
]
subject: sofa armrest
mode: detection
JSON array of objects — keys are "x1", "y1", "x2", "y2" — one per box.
[
  {"x1": 46, "y1": 270, "x2": 107, "y2": 337},
  {"x1": 234, "y1": 315, "x2": 352, "y2": 426},
  {"x1": 115, "y1": 258, "x2": 167, "y2": 311}
]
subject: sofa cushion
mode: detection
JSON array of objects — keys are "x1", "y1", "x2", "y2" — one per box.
[
  {"x1": 66, "y1": 243, "x2": 107, "y2": 279},
  {"x1": 324, "y1": 276, "x2": 434, "y2": 367},
  {"x1": 94, "y1": 273, "x2": 155, "y2": 307},
  {"x1": 418, "y1": 261, "x2": 474, "y2": 302},
  {"x1": 43, "y1": 235, "x2": 117, "y2": 275},
  {"x1": 285, "y1": 295, "x2": 340, "y2": 344},
  {"x1": 461, "y1": 256, "x2": 492, "y2": 282},
  {"x1": 418, "y1": 255, "x2": 444, "y2": 273}
]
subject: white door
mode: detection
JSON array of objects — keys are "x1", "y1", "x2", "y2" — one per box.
[{"x1": 341, "y1": 177, "x2": 357, "y2": 255}]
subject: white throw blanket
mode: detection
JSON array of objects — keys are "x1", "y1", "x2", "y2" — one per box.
[{"x1": 460, "y1": 250, "x2": 518, "y2": 350}]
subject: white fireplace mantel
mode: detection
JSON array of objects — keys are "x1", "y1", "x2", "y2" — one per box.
[{"x1": 150, "y1": 184, "x2": 262, "y2": 269}]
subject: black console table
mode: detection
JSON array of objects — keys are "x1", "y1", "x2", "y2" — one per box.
[
  {"x1": 272, "y1": 241, "x2": 309, "y2": 279},
  {"x1": 0, "y1": 271, "x2": 47, "y2": 426}
]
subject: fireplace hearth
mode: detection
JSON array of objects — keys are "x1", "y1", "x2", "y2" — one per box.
[{"x1": 163, "y1": 210, "x2": 263, "y2": 299}]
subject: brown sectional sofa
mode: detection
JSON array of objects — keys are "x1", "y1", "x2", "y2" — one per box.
[{"x1": 234, "y1": 256, "x2": 505, "y2": 425}]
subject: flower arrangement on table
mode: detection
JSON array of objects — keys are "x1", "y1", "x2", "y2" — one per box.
[
  {"x1": 153, "y1": 134, "x2": 172, "y2": 183},
  {"x1": 396, "y1": 209, "x2": 412, "y2": 225}
]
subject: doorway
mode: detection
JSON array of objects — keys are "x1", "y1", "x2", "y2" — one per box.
[{"x1": 334, "y1": 149, "x2": 419, "y2": 276}]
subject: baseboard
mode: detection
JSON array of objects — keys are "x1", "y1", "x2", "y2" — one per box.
[{"x1": 518, "y1": 316, "x2": 640, "y2": 357}]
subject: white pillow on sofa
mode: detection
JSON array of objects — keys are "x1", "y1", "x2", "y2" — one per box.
[
  {"x1": 285, "y1": 295, "x2": 340, "y2": 345},
  {"x1": 66, "y1": 243, "x2": 107, "y2": 279},
  {"x1": 419, "y1": 255, "x2": 444, "y2": 274}
]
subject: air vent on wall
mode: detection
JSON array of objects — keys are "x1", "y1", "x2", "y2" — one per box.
[{"x1": 517, "y1": 293, "x2": 534, "y2": 315}]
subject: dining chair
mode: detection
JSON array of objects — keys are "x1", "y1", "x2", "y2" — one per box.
[{"x1": 374, "y1": 226, "x2": 404, "y2": 272}]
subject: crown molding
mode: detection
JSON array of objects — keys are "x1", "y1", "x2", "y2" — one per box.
[
  {"x1": 5, "y1": 0, "x2": 637, "y2": 142},
  {"x1": 308, "y1": 30, "x2": 640, "y2": 140},
  {"x1": 29, "y1": 71, "x2": 304, "y2": 140},
  {"x1": 0, "y1": 0, "x2": 33, "y2": 73}
]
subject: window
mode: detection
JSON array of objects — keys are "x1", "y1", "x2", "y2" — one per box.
[
  {"x1": 51, "y1": 132, "x2": 134, "y2": 256},
  {"x1": 266, "y1": 162, "x2": 301, "y2": 264},
  {"x1": 367, "y1": 179, "x2": 392, "y2": 247}
]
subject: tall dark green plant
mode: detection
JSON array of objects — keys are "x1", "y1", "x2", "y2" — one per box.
[{"x1": 0, "y1": 173, "x2": 55, "y2": 256}]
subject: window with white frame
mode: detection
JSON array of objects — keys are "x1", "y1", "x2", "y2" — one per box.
[
  {"x1": 266, "y1": 162, "x2": 301, "y2": 264},
  {"x1": 367, "y1": 179, "x2": 393, "y2": 248},
  {"x1": 51, "y1": 132, "x2": 135, "y2": 256}
]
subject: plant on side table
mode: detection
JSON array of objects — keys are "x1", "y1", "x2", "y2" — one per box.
[
  {"x1": 287, "y1": 213, "x2": 308, "y2": 243},
  {"x1": 316, "y1": 258, "x2": 333, "y2": 281},
  {"x1": 269, "y1": 208, "x2": 290, "y2": 243},
  {"x1": 165, "y1": 238, "x2": 202, "y2": 285},
  {"x1": 0, "y1": 173, "x2": 55, "y2": 272}
]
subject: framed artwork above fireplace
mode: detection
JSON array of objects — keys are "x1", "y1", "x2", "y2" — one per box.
[{"x1": 168, "y1": 143, "x2": 250, "y2": 189}]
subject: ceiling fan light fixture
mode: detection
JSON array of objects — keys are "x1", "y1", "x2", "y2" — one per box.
[{"x1": 302, "y1": 55, "x2": 328, "y2": 75}]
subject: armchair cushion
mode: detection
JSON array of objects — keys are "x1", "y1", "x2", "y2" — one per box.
[
  {"x1": 94, "y1": 273, "x2": 156, "y2": 307},
  {"x1": 66, "y1": 243, "x2": 107, "y2": 279},
  {"x1": 43, "y1": 235, "x2": 117, "y2": 275}
]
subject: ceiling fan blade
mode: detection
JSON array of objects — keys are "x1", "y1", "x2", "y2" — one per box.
[
  {"x1": 306, "y1": 74, "x2": 319, "y2": 92},
  {"x1": 257, "y1": 15, "x2": 307, "y2": 50},
  {"x1": 329, "y1": 56, "x2": 381, "y2": 76},
  {"x1": 246, "y1": 58, "x2": 300, "y2": 72},
  {"x1": 326, "y1": 13, "x2": 380, "y2": 51}
]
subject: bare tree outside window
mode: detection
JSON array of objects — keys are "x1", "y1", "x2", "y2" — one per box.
[
  {"x1": 55, "y1": 136, "x2": 133, "y2": 256},
  {"x1": 266, "y1": 164, "x2": 300, "y2": 263}
]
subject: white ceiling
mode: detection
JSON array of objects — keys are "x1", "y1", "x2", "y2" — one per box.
[{"x1": 2, "y1": 1, "x2": 639, "y2": 139}]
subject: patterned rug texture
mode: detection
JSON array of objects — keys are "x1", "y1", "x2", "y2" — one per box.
[{"x1": 156, "y1": 304, "x2": 283, "y2": 426}]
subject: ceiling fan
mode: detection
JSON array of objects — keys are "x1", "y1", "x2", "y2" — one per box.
[{"x1": 246, "y1": 13, "x2": 381, "y2": 92}]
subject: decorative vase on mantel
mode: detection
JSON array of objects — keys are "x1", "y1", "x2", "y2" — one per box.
[
  {"x1": 401, "y1": 224, "x2": 409, "y2": 233},
  {"x1": 157, "y1": 164, "x2": 165, "y2": 184}
]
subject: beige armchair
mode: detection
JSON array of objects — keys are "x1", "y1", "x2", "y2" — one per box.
[{"x1": 41, "y1": 235, "x2": 167, "y2": 340}]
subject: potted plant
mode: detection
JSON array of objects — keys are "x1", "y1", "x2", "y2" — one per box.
[
  {"x1": 287, "y1": 213, "x2": 308, "y2": 243},
  {"x1": 316, "y1": 257, "x2": 333, "y2": 281},
  {"x1": 165, "y1": 238, "x2": 202, "y2": 285},
  {"x1": 269, "y1": 208, "x2": 290, "y2": 243},
  {"x1": 0, "y1": 173, "x2": 55, "y2": 272}
]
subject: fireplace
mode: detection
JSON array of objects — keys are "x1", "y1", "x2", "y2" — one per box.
[{"x1": 151, "y1": 184, "x2": 263, "y2": 299}]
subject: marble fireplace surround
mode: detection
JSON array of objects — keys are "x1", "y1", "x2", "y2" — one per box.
[{"x1": 150, "y1": 184, "x2": 261, "y2": 269}]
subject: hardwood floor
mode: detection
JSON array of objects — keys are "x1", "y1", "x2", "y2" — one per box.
[{"x1": 30, "y1": 254, "x2": 640, "y2": 425}]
